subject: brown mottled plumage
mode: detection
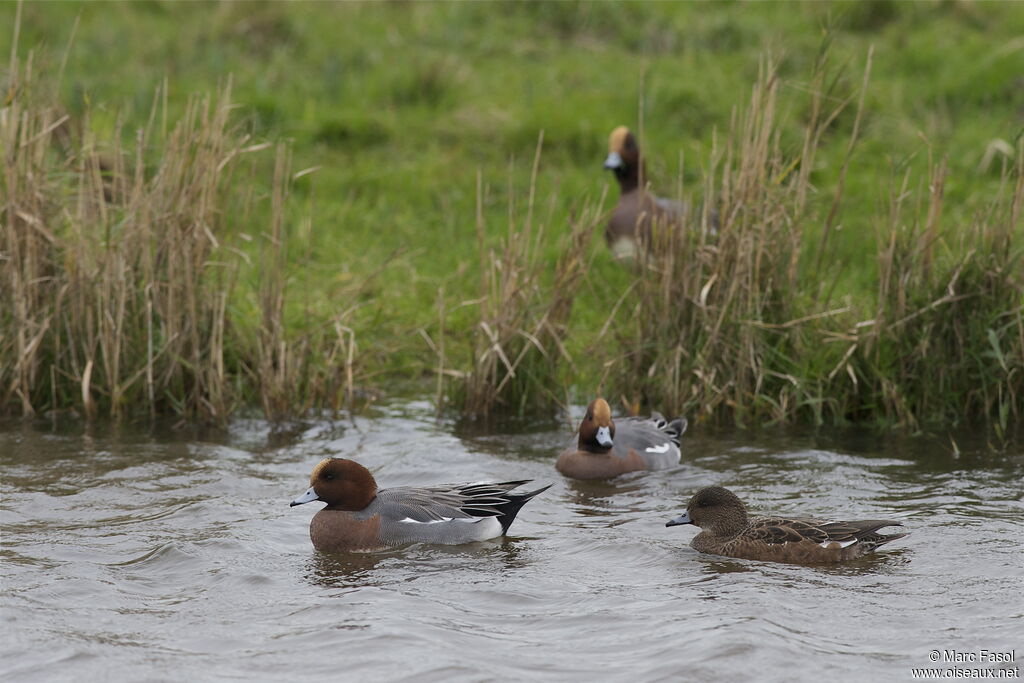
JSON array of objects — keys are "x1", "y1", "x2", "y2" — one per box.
[{"x1": 666, "y1": 486, "x2": 907, "y2": 564}]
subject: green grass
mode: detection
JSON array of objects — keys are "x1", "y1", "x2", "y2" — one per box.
[{"x1": 2, "y1": 1, "x2": 1022, "y2": 433}]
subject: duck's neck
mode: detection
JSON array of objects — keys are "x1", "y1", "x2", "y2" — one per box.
[
  {"x1": 578, "y1": 433, "x2": 612, "y2": 455},
  {"x1": 707, "y1": 510, "x2": 749, "y2": 539},
  {"x1": 614, "y1": 164, "x2": 641, "y2": 194}
]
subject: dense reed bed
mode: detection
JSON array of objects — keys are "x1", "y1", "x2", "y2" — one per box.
[
  {"x1": 862, "y1": 153, "x2": 1022, "y2": 434},
  {"x1": 603, "y1": 55, "x2": 1022, "y2": 433},
  {"x1": 1, "y1": 53, "x2": 360, "y2": 424},
  {"x1": 452, "y1": 136, "x2": 601, "y2": 419},
  {"x1": 604, "y1": 58, "x2": 821, "y2": 425},
  {"x1": 2, "y1": 16, "x2": 1020, "y2": 436}
]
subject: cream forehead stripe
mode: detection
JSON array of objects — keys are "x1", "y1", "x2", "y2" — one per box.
[
  {"x1": 592, "y1": 399, "x2": 612, "y2": 423},
  {"x1": 310, "y1": 458, "x2": 333, "y2": 483},
  {"x1": 608, "y1": 126, "x2": 631, "y2": 153}
]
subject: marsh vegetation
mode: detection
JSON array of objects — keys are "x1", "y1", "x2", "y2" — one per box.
[{"x1": 2, "y1": 2, "x2": 1021, "y2": 437}]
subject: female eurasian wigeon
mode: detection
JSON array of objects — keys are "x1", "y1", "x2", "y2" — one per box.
[
  {"x1": 666, "y1": 486, "x2": 908, "y2": 564},
  {"x1": 290, "y1": 458, "x2": 550, "y2": 552},
  {"x1": 555, "y1": 398, "x2": 687, "y2": 480},
  {"x1": 603, "y1": 125, "x2": 692, "y2": 260}
]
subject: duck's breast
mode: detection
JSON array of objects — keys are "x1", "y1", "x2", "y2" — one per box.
[
  {"x1": 556, "y1": 448, "x2": 645, "y2": 479},
  {"x1": 310, "y1": 509, "x2": 384, "y2": 552}
]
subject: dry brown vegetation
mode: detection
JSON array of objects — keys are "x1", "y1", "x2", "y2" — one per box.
[
  {"x1": 598, "y1": 54, "x2": 1022, "y2": 434},
  {"x1": 2, "y1": 34, "x2": 1020, "y2": 436},
  {"x1": 454, "y1": 135, "x2": 601, "y2": 418},
  {"x1": 1, "y1": 56, "x2": 362, "y2": 424}
]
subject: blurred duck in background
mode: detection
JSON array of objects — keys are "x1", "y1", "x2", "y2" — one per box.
[{"x1": 603, "y1": 125, "x2": 715, "y2": 261}]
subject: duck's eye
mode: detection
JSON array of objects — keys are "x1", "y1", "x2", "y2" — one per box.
[
  {"x1": 323, "y1": 473, "x2": 336, "y2": 481},
  {"x1": 585, "y1": 412, "x2": 593, "y2": 421}
]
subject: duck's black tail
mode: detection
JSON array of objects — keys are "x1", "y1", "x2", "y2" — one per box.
[
  {"x1": 488, "y1": 482, "x2": 552, "y2": 535},
  {"x1": 664, "y1": 417, "x2": 688, "y2": 445},
  {"x1": 650, "y1": 412, "x2": 688, "y2": 445},
  {"x1": 457, "y1": 480, "x2": 552, "y2": 535}
]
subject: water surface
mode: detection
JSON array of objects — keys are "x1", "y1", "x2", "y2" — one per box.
[{"x1": 2, "y1": 402, "x2": 1022, "y2": 681}]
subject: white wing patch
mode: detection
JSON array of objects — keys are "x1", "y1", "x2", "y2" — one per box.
[
  {"x1": 820, "y1": 538, "x2": 858, "y2": 549},
  {"x1": 645, "y1": 443, "x2": 671, "y2": 454},
  {"x1": 398, "y1": 517, "x2": 485, "y2": 525}
]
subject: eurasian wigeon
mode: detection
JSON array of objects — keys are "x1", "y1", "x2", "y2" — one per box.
[
  {"x1": 603, "y1": 125, "x2": 693, "y2": 260},
  {"x1": 666, "y1": 486, "x2": 908, "y2": 564},
  {"x1": 290, "y1": 458, "x2": 550, "y2": 552},
  {"x1": 555, "y1": 398, "x2": 687, "y2": 480}
]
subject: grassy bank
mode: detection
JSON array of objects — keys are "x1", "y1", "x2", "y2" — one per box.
[{"x1": 2, "y1": 2, "x2": 1022, "y2": 435}]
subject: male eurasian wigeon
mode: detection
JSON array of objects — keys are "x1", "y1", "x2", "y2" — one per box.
[
  {"x1": 290, "y1": 458, "x2": 550, "y2": 552},
  {"x1": 555, "y1": 398, "x2": 687, "y2": 480},
  {"x1": 666, "y1": 486, "x2": 908, "y2": 564},
  {"x1": 603, "y1": 125, "x2": 693, "y2": 260}
]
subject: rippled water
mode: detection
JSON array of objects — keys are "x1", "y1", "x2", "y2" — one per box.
[{"x1": 2, "y1": 401, "x2": 1022, "y2": 681}]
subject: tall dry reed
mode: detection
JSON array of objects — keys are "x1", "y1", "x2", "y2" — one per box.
[
  {"x1": 1, "y1": 47, "x2": 361, "y2": 423},
  {"x1": 5, "y1": 28, "x2": 1018, "y2": 433},
  {"x1": 2, "y1": 60, "x2": 240, "y2": 421},
  {"x1": 455, "y1": 134, "x2": 600, "y2": 418},
  {"x1": 604, "y1": 55, "x2": 855, "y2": 424},
  {"x1": 856, "y1": 144, "x2": 1023, "y2": 433},
  {"x1": 603, "y1": 48, "x2": 1022, "y2": 433}
]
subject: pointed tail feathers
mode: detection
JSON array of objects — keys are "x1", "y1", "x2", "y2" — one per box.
[{"x1": 493, "y1": 483, "x2": 552, "y2": 535}]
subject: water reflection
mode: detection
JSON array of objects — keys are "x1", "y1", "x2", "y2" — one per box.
[
  {"x1": 694, "y1": 556, "x2": 760, "y2": 575},
  {"x1": 451, "y1": 411, "x2": 569, "y2": 463},
  {"x1": 302, "y1": 537, "x2": 537, "y2": 591},
  {"x1": 561, "y1": 477, "x2": 650, "y2": 512},
  {"x1": 304, "y1": 551, "x2": 391, "y2": 589}
]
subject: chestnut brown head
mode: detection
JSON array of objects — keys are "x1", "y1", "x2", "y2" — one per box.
[
  {"x1": 604, "y1": 126, "x2": 642, "y2": 190},
  {"x1": 577, "y1": 398, "x2": 616, "y2": 453},
  {"x1": 290, "y1": 458, "x2": 378, "y2": 511}
]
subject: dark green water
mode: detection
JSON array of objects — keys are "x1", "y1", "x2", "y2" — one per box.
[{"x1": 2, "y1": 401, "x2": 1022, "y2": 681}]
